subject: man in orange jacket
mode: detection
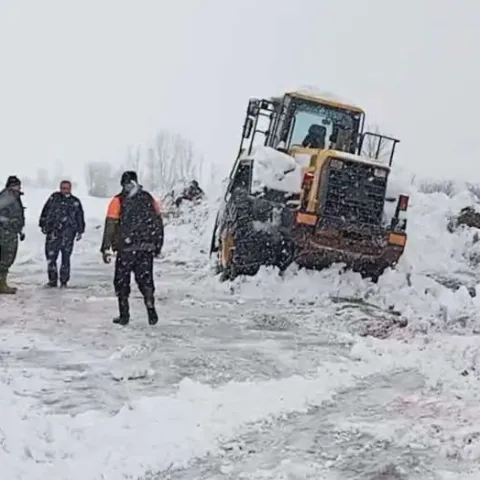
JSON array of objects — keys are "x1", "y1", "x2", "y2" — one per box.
[{"x1": 100, "y1": 171, "x2": 164, "y2": 325}]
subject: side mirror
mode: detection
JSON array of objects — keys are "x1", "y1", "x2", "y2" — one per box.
[{"x1": 242, "y1": 117, "x2": 254, "y2": 138}]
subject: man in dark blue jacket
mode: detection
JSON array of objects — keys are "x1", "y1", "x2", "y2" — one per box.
[{"x1": 39, "y1": 180, "x2": 85, "y2": 287}]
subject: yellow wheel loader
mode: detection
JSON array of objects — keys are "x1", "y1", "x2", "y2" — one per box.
[{"x1": 210, "y1": 90, "x2": 409, "y2": 282}]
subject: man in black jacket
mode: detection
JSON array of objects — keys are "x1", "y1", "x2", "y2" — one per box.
[
  {"x1": 100, "y1": 171, "x2": 164, "y2": 326},
  {"x1": 39, "y1": 180, "x2": 85, "y2": 287},
  {"x1": 0, "y1": 176, "x2": 25, "y2": 294}
]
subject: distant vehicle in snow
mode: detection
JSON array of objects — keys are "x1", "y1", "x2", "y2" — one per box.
[
  {"x1": 159, "y1": 180, "x2": 205, "y2": 222},
  {"x1": 210, "y1": 89, "x2": 409, "y2": 282},
  {"x1": 174, "y1": 180, "x2": 205, "y2": 207}
]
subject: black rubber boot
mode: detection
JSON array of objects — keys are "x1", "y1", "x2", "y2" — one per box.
[
  {"x1": 147, "y1": 307, "x2": 158, "y2": 325},
  {"x1": 113, "y1": 297, "x2": 130, "y2": 325},
  {"x1": 144, "y1": 295, "x2": 158, "y2": 325}
]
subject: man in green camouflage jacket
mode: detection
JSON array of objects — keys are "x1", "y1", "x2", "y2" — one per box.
[{"x1": 0, "y1": 176, "x2": 26, "y2": 294}]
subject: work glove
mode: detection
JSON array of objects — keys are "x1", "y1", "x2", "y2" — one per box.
[
  {"x1": 76, "y1": 232, "x2": 82, "y2": 241},
  {"x1": 19, "y1": 232, "x2": 25, "y2": 242},
  {"x1": 101, "y1": 250, "x2": 112, "y2": 264}
]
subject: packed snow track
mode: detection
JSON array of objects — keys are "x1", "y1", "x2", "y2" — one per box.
[{"x1": 3, "y1": 182, "x2": 480, "y2": 479}]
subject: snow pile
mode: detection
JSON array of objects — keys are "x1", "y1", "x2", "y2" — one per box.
[
  {"x1": 251, "y1": 146, "x2": 303, "y2": 194},
  {"x1": 290, "y1": 85, "x2": 358, "y2": 107},
  {"x1": 202, "y1": 165, "x2": 480, "y2": 335},
  {"x1": 161, "y1": 197, "x2": 214, "y2": 270},
  {"x1": 347, "y1": 335, "x2": 480, "y2": 462}
]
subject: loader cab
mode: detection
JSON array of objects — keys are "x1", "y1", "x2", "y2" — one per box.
[
  {"x1": 277, "y1": 93, "x2": 365, "y2": 155},
  {"x1": 283, "y1": 95, "x2": 362, "y2": 150},
  {"x1": 236, "y1": 91, "x2": 366, "y2": 159},
  {"x1": 278, "y1": 93, "x2": 401, "y2": 167}
]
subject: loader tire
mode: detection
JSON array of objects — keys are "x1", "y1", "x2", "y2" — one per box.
[{"x1": 217, "y1": 189, "x2": 261, "y2": 281}]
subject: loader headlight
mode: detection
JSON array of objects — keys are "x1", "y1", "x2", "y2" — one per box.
[{"x1": 374, "y1": 168, "x2": 387, "y2": 178}]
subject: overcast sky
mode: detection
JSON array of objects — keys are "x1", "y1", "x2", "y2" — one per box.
[{"x1": 1, "y1": 0, "x2": 479, "y2": 186}]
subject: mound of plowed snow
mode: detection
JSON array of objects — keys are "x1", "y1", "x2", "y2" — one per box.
[{"x1": 191, "y1": 166, "x2": 480, "y2": 334}]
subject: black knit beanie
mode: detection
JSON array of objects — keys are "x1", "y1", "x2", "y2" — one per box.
[
  {"x1": 5, "y1": 175, "x2": 21, "y2": 188},
  {"x1": 120, "y1": 171, "x2": 138, "y2": 186}
]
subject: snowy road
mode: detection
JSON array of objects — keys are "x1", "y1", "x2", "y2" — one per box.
[{"x1": 3, "y1": 188, "x2": 480, "y2": 479}]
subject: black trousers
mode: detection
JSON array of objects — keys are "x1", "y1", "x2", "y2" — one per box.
[
  {"x1": 45, "y1": 231, "x2": 76, "y2": 285},
  {"x1": 114, "y1": 250, "x2": 155, "y2": 299}
]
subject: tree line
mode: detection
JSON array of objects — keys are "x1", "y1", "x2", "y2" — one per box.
[{"x1": 85, "y1": 129, "x2": 204, "y2": 198}]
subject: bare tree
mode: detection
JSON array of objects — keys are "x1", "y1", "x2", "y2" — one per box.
[
  {"x1": 144, "y1": 146, "x2": 159, "y2": 192},
  {"x1": 82, "y1": 130, "x2": 203, "y2": 199},
  {"x1": 154, "y1": 131, "x2": 175, "y2": 190},
  {"x1": 361, "y1": 124, "x2": 392, "y2": 164},
  {"x1": 419, "y1": 179, "x2": 456, "y2": 197},
  {"x1": 125, "y1": 145, "x2": 141, "y2": 173},
  {"x1": 143, "y1": 129, "x2": 203, "y2": 193}
]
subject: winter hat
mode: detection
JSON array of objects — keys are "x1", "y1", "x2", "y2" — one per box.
[
  {"x1": 5, "y1": 175, "x2": 21, "y2": 188},
  {"x1": 120, "y1": 171, "x2": 138, "y2": 186}
]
